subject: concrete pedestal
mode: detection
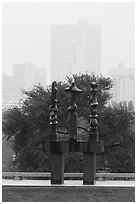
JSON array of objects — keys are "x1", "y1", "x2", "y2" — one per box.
[
  {"x1": 83, "y1": 152, "x2": 96, "y2": 185},
  {"x1": 51, "y1": 153, "x2": 64, "y2": 184}
]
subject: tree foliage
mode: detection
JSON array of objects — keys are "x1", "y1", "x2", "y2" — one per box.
[
  {"x1": 2, "y1": 73, "x2": 135, "y2": 172},
  {"x1": 98, "y1": 101, "x2": 135, "y2": 172}
]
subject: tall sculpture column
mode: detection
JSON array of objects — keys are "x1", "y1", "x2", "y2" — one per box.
[
  {"x1": 83, "y1": 82, "x2": 98, "y2": 185},
  {"x1": 65, "y1": 81, "x2": 82, "y2": 143},
  {"x1": 50, "y1": 81, "x2": 64, "y2": 184}
]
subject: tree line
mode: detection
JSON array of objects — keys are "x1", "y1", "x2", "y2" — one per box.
[{"x1": 2, "y1": 73, "x2": 135, "y2": 173}]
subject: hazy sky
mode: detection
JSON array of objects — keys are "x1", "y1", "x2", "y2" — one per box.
[{"x1": 2, "y1": 2, "x2": 135, "y2": 83}]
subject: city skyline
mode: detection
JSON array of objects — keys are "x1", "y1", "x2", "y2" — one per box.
[
  {"x1": 2, "y1": 64, "x2": 47, "y2": 107},
  {"x1": 2, "y1": 2, "x2": 135, "y2": 84},
  {"x1": 51, "y1": 20, "x2": 101, "y2": 81},
  {"x1": 109, "y1": 64, "x2": 135, "y2": 103},
  {"x1": 2, "y1": 63, "x2": 135, "y2": 107}
]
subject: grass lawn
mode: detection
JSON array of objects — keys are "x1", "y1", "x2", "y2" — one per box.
[{"x1": 2, "y1": 186, "x2": 135, "y2": 202}]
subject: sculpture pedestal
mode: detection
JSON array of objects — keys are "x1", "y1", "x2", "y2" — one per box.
[
  {"x1": 45, "y1": 140, "x2": 103, "y2": 185},
  {"x1": 51, "y1": 153, "x2": 64, "y2": 184},
  {"x1": 83, "y1": 152, "x2": 96, "y2": 185}
]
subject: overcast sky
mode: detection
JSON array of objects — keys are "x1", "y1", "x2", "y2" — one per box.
[{"x1": 2, "y1": 2, "x2": 135, "y2": 82}]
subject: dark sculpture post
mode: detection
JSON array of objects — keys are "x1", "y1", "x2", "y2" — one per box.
[
  {"x1": 50, "y1": 81, "x2": 58, "y2": 140},
  {"x1": 65, "y1": 81, "x2": 82, "y2": 141},
  {"x1": 83, "y1": 82, "x2": 98, "y2": 185},
  {"x1": 50, "y1": 81, "x2": 64, "y2": 184}
]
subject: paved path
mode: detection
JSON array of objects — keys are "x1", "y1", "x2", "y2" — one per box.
[{"x1": 2, "y1": 179, "x2": 135, "y2": 187}]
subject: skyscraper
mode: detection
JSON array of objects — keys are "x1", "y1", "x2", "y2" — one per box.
[
  {"x1": 2, "y1": 75, "x2": 16, "y2": 107},
  {"x1": 51, "y1": 19, "x2": 101, "y2": 81},
  {"x1": 13, "y1": 64, "x2": 35, "y2": 98},
  {"x1": 109, "y1": 64, "x2": 135, "y2": 103},
  {"x1": 2, "y1": 64, "x2": 47, "y2": 108},
  {"x1": 34, "y1": 68, "x2": 47, "y2": 87}
]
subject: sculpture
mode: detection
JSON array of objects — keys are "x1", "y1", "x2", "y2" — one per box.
[{"x1": 45, "y1": 80, "x2": 104, "y2": 185}]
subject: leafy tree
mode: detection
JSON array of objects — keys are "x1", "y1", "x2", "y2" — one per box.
[
  {"x1": 3, "y1": 85, "x2": 51, "y2": 171},
  {"x1": 98, "y1": 101, "x2": 135, "y2": 172},
  {"x1": 2, "y1": 73, "x2": 135, "y2": 172}
]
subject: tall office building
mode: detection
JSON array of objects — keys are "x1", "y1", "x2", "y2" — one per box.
[
  {"x1": 2, "y1": 75, "x2": 16, "y2": 107},
  {"x1": 51, "y1": 19, "x2": 101, "y2": 81},
  {"x1": 13, "y1": 64, "x2": 35, "y2": 98},
  {"x1": 110, "y1": 64, "x2": 135, "y2": 103},
  {"x1": 34, "y1": 68, "x2": 47, "y2": 87},
  {"x1": 2, "y1": 75, "x2": 14, "y2": 97},
  {"x1": 2, "y1": 65, "x2": 47, "y2": 108}
]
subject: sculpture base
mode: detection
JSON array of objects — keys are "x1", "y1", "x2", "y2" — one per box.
[
  {"x1": 51, "y1": 179, "x2": 64, "y2": 184},
  {"x1": 44, "y1": 140, "x2": 104, "y2": 153},
  {"x1": 83, "y1": 180, "x2": 96, "y2": 185},
  {"x1": 83, "y1": 152, "x2": 96, "y2": 185},
  {"x1": 50, "y1": 153, "x2": 64, "y2": 185}
]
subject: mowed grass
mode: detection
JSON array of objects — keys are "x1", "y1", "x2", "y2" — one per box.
[{"x1": 2, "y1": 186, "x2": 135, "y2": 202}]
